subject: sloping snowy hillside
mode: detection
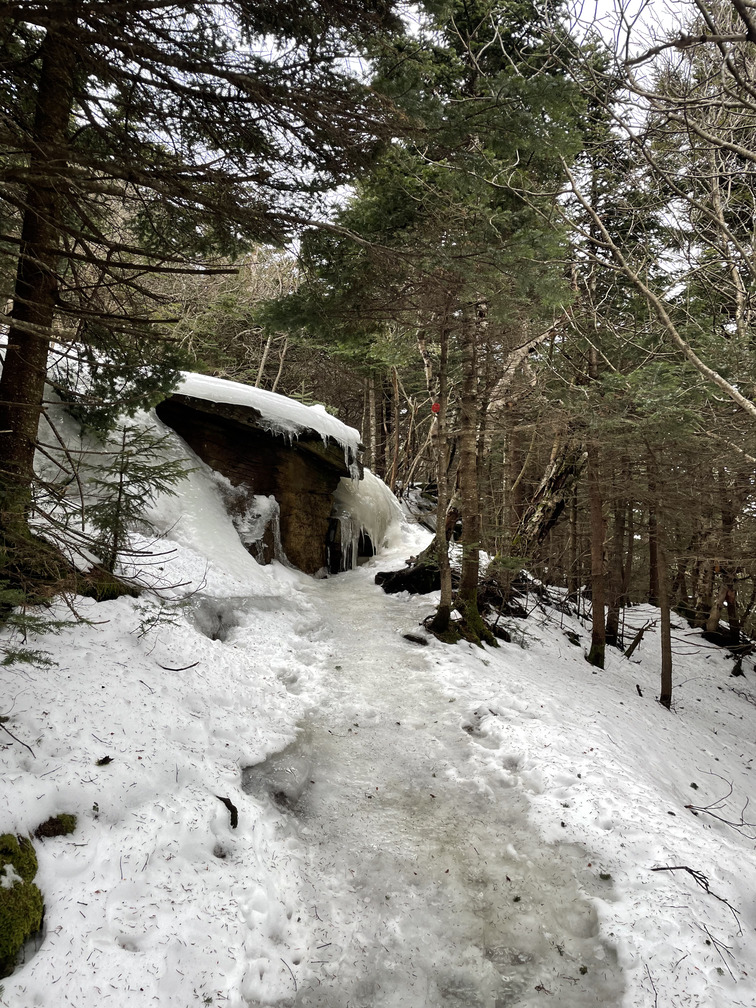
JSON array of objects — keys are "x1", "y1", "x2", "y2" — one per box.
[{"x1": 1, "y1": 447, "x2": 755, "y2": 1008}]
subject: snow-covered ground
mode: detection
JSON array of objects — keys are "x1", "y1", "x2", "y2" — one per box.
[{"x1": 2, "y1": 454, "x2": 756, "y2": 1007}]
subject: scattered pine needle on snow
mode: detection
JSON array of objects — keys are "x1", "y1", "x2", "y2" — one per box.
[{"x1": 1, "y1": 451, "x2": 755, "y2": 1008}]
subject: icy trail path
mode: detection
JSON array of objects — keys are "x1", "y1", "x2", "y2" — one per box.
[{"x1": 242, "y1": 565, "x2": 624, "y2": 1008}]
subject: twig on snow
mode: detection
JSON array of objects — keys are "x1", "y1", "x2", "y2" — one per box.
[
  {"x1": 280, "y1": 958, "x2": 298, "y2": 992},
  {"x1": 685, "y1": 773, "x2": 756, "y2": 839},
  {"x1": 699, "y1": 923, "x2": 737, "y2": 981},
  {"x1": 650, "y1": 865, "x2": 741, "y2": 932},
  {"x1": 0, "y1": 719, "x2": 35, "y2": 757},
  {"x1": 644, "y1": 965, "x2": 659, "y2": 1008}
]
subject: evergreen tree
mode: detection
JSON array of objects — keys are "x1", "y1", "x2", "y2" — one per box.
[
  {"x1": 264, "y1": 0, "x2": 584, "y2": 642},
  {"x1": 0, "y1": 0, "x2": 405, "y2": 588}
]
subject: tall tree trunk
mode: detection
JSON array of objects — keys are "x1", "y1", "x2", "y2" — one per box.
[
  {"x1": 429, "y1": 316, "x2": 454, "y2": 635},
  {"x1": 657, "y1": 509, "x2": 673, "y2": 710},
  {"x1": 0, "y1": 25, "x2": 75, "y2": 542},
  {"x1": 386, "y1": 367, "x2": 400, "y2": 492},
  {"x1": 567, "y1": 489, "x2": 580, "y2": 602},
  {"x1": 255, "y1": 333, "x2": 274, "y2": 387},
  {"x1": 453, "y1": 302, "x2": 493, "y2": 644},
  {"x1": 647, "y1": 462, "x2": 660, "y2": 606},
  {"x1": 270, "y1": 336, "x2": 287, "y2": 393},
  {"x1": 368, "y1": 375, "x2": 379, "y2": 475},
  {"x1": 606, "y1": 483, "x2": 627, "y2": 649},
  {"x1": 503, "y1": 404, "x2": 528, "y2": 546},
  {"x1": 586, "y1": 441, "x2": 606, "y2": 669},
  {"x1": 719, "y1": 470, "x2": 740, "y2": 646},
  {"x1": 622, "y1": 493, "x2": 635, "y2": 602},
  {"x1": 456, "y1": 306, "x2": 481, "y2": 615}
]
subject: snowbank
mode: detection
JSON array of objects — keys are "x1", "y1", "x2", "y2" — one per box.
[{"x1": 2, "y1": 518, "x2": 755, "y2": 1007}]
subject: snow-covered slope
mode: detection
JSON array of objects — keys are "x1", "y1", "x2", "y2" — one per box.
[{"x1": 1, "y1": 463, "x2": 755, "y2": 1007}]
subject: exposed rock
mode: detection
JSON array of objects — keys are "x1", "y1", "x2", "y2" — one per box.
[
  {"x1": 375, "y1": 540, "x2": 456, "y2": 595},
  {"x1": 403, "y1": 633, "x2": 429, "y2": 646},
  {"x1": 156, "y1": 393, "x2": 359, "y2": 575}
]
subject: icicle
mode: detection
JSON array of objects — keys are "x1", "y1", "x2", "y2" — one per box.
[
  {"x1": 330, "y1": 469, "x2": 403, "y2": 571},
  {"x1": 232, "y1": 494, "x2": 289, "y2": 566}
]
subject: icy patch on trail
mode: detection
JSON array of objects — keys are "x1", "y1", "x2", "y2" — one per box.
[{"x1": 239, "y1": 572, "x2": 625, "y2": 1008}]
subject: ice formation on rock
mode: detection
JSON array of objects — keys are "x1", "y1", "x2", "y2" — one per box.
[{"x1": 330, "y1": 469, "x2": 403, "y2": 570}]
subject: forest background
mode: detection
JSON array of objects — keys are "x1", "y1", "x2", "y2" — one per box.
[{"x1": 2, "y1": 0, "x2": 756, "y2": 696}]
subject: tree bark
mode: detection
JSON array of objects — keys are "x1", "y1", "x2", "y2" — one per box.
[
  {"x1": 386, "y1": 366, "x2": 400, "y2": 492},
  {"x1": 516, "y1": 438, "x2": 587, "y2": 557},
  {"x1": 453, "y1": 301, "x2": 494, "y2": 645},
  {"x1": 456, "y1": 307, "x2": 481, "y2": 608},
  {"x1": 567, "y1": 489, "x2": 580, "y2": 601},
  {"x1": 605, "y1": 485, "x2": 627, "y2": 648},
  {"x1": 429, "y1": 314, "x2": 454, "y2": 635},
  {"x1": 586, "y1": 441, "x2": 606, "y2": 669},
  {"x1": 0, "y1": 24, "x2": 75, "y2": 540},
  {"x1": 647, "y1": 461, "x2": 660, "y2": 607},
  {"x1": 657, "y1": 512, "x2": 673, "y2": 710}
]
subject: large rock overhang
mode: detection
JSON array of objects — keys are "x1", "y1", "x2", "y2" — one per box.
[{"x1": 155, "y1": 393, "x2": 360, "y2": 575}]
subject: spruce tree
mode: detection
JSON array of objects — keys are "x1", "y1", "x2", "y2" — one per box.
[
  {"x1": 266, "y1": 0, "x2": 584, "y2": 641},
  {"x1": 0, "y1": 0, "x2": 404, "y2": 587}
]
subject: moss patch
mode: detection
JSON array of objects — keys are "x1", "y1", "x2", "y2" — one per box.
[
  {"x1": 78, "y1": 567, "x2": 140, "y2": 602},
  {"x1": 34, "y1": 814, "x2": 77, "y2": 840},
  {"x1": 0, "y1": 834, "x2": 44, "y2": 979}
]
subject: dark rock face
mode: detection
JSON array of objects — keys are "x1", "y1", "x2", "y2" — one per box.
[
  {"x1": 375, "y1": 560, "x2": 450, "y2": 595},
  {"x1": 156, "y1": 394, "x2": 356, "y2": 575}
]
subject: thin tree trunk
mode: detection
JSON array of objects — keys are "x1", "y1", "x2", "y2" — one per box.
[
  {"x1": 621, "y1": 495, "x2": 634, "y2": 602},
  {"x1": 647, "y1": 461, "x2": 660, "y2": 606},
  {"x1": 567, "y1": 489, "x2": 580, "y2": 601},
  {"x1": 270, "y1": 335, "x2": 288, "y2": 393},
  {"x1": 658, "y1": 512, "x2": 673, "y2": 709},
  {"x1": 368, "y1": 375, "x2": 378, "y2": 474},
  {"x1": 386, "y1": 367, "x2": 400, "y2": 492},
  {"x1": 586, "y1": 442, "x2": 606, "y2": 669},
  {"x1": 719, "y1": 470, "x2": 740, "y2": 646},
  {"x1": 255, "y1": 333, "x2": 273, "y2": 387},
  {"x1": 606, "y1": 481, "x2": 627, "y2": 649},
  {"x1": 429, "y1": 315, "x2": 454, "y2": 635}
]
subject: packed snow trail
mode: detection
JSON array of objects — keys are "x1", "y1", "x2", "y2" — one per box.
[{"x1": 242, "y1": 566, "x2": 624, "y2": 1008}]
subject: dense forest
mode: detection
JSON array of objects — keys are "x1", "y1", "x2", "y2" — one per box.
[{"x1": 2, "y1": 0, "x2": 756, "y2": 694}]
